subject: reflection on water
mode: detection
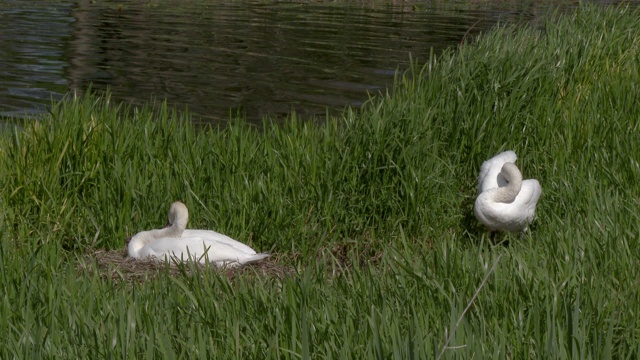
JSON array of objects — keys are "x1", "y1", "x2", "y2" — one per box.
[
  {"x1": 0, "y1": 0, "x2": 633, "y2": 124},
  {"x1": 0, "y1": 2, "x2": 73, "y2": 117}
]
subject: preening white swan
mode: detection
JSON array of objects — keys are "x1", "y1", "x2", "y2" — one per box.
[
  {"x1": 474, "y1": 162, "x2": 542, "y2": 232},
  {"x1": 477, "y1": 150, "x2": 517, "y2": 193},
  {"x1": 127, "y1": 202, "x2": 269, "y2": 267}
]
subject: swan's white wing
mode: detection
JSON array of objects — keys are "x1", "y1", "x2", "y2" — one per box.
[
  {"x1": 516, "y1": 179, "x2": 542, "y2": 205},
  {"x1": 180, "y1": 237, "x2": 268, "y2": 266},
  {"x1": 515, "y1": 179, "x2": 542, "y2": 224},
  {"x1": 137, "y1": 236, "x2": 187, "y2": 259},
  {"x1": 140, "y1": 236, "x2": 267, "y2": 266},
  {"x1": 182, "y1": 229, "x2": 257, "y2": 254},
  {"x1": 477, "y1": 150, "x2": 517, "y2": 193}
]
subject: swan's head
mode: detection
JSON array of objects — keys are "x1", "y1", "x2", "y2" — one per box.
[{"x1": 168, "y1": 201, "x2": 189, "y2": 231}]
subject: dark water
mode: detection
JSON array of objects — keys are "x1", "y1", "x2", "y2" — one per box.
[{"x1": 0, "y1": 0, "x2": 632, "y2": 125}]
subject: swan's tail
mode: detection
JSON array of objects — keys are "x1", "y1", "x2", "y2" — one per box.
[{"x1": 241, "y1": 252, "x2": 270, "y2": 265}]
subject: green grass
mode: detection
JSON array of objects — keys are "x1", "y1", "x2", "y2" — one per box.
[{"x1": 1, "y1": 4, "x2": 640, "y2": 358}]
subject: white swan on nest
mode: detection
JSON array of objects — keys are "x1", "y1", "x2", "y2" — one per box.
[
  {"x1": 127, "y1": 201, "x2": 269, "y2": 267},
  {"x1": 474, "y1": 162, "x2": 542, "y2": 232}
]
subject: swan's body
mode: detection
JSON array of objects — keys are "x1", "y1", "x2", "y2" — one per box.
[
  {"x1": 127, "y1": 202, "x2": 268, "y2": 267},
  {"x1": 133, "y1": 236, "x2": 269, "y2": 267},
  {"x1": 474, "y1": 162, "x2": 542, "y2": 232},
  {"x1": 477, "y1": 150, "x2": 518, "y2": 193}
]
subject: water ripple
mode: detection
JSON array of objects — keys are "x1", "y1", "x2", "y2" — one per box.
[{"x1": 0, "y1": 0, "x2": 634, "y2": 124}]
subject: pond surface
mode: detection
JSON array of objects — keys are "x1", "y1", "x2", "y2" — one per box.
[{"x1": 0, "y1": 0, "x2": 634, "y2": 125}]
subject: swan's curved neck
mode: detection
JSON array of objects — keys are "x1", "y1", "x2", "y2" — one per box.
[
  {"x1": 491, "y1": 162, "x2": 523, "y2": 203},
  {"x1": 128, "y1": 202, "x2": 189, "y2": 257}
]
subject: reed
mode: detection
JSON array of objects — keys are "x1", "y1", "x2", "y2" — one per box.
[{"x1": 0, "y1": 4, "x2": 639, "y2": 358}]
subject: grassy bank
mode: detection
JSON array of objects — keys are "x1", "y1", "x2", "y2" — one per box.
[{"x1": 1, "y1": 4, "x2": 640, "y2": 358}]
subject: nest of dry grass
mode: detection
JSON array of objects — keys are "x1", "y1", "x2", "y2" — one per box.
[
  {"x1": 78, "y1": 238, "x2": 384, "y2": 285},
  {"x1": 78, "y1": 248, "x2": 295, "y2": 284}
]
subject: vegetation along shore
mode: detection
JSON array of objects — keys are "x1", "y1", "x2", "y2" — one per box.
[{"x1": 0, "y1": 4, "x2": 639, "y2": 358}]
